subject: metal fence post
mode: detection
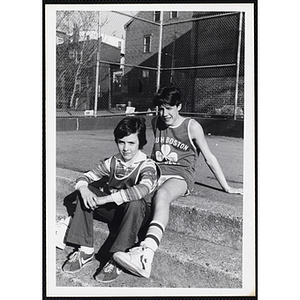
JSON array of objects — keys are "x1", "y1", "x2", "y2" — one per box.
[
  {"x1": 94, "y1": 11, "x2": 101, "y2": 116},
  {"x1": 156, "y1": 11, "x2": 164, "y2": 92},
  {"x1": 234, "y1": 12, "x2": 243, "y2": 120}
]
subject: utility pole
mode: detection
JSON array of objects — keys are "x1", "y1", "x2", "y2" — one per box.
[
  {"x1": 108, "y1": 65, "x2": 112, "y2": 110},
  {"x1": 94, "y1": 11, "x2": 101, "y2": 116},
  {"x1": 234, "y1": 12, "x2": 243, "y2": 120},
  {"x1": 156, "y1": 11, "x2": 163, "y2": 92}
]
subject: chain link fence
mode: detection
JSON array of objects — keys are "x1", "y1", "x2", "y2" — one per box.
[
  {"x1": 165, "y1": 12, "x2": 245, "y2": 119},
  {"x1": 56, "y1": 10, "x2": 244, "y2": 119}
]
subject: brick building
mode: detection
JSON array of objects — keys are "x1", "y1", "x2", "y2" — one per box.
[
  {"x1": 122, "y1": 11, "x2": 194, "y2": 110},
  {"x1": 122, "y1": 11, "x2": 244, "y2": 115}
]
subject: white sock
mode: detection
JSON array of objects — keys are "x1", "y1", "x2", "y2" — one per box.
[{"x1": 79, "y1": 246, "x2": 94, "y2": 254}]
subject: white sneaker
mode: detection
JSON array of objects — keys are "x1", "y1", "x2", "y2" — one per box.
[
  {"x1": 113, "y1": 243, "x2": 154, "y2": 278},
  {"x1": 55, "y1": 216, "x2": 71, "y2": 250}
]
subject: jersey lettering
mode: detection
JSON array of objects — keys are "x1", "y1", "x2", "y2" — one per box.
[{"x1": 154, "y1": 136, "x2": 189, "y2": 151}]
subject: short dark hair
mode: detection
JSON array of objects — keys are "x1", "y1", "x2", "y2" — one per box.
[
  {"x1": 153, "y1": 86, "x2": 182, "y2": 107},
  {"x1": 114, "y1": 116, "x2": 147, "y2": 149}
]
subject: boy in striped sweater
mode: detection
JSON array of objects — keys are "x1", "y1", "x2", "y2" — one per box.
[{"x1": 61, "y1": 116, "x2": 159, "y2": 283}]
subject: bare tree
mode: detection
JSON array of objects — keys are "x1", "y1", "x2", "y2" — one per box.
[{"x1": 56, "y1": 11, "x2": 108, "y2": 109}]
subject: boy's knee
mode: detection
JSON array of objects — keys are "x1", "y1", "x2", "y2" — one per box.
[
  {"x1": 154, "y1": 189, "x2": 172, "y2": 205},
  {"x1": 124, "y1": 200, "x2": 147, "y2": 215},
  {"x1": 126, "y1": 200, "x2": 144, "y2": 210}
]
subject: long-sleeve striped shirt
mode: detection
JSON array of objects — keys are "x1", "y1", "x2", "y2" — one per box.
[{"x1": 75, "y1": 151, "x2": 158, "y2": 205}]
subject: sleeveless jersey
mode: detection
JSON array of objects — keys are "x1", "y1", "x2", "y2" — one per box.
[
  {"x1": 104, "y1": 156, "x2": 144, "y2": 194},
  {"x1": 151, "y1": 116, "x2": 197, "y2": 191}
]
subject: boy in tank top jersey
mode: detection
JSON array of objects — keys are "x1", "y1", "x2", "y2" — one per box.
[
  {"x1": 60, "y1": 116, "x2": 159, "y2": 283},
  {"x1": 113, "y1": 86, "x2": 243, "y2": 279}
]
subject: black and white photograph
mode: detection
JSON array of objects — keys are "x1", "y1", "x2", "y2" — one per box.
[{"x1": 45, "y1": 2, "x2": 256, "y2": 298}]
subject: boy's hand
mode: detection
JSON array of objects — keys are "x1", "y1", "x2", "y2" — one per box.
[
  {"x1": 226, "y1": 186, "x2": 243, "y2": 195},
  {"x1": 79, "y1": 186, "x2": 98, "y2": 210},
  {"x1": 95, "y1": 195, "x2": 113, "y2": 206}
]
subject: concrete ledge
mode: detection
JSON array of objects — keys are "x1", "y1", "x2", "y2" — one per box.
[
  {"x1": 56, "y1": 168, "x2": 242, "y2": 250},
  {"x1": 197, "y1": 118, "x2": 244, "y2": 138},
  {"x1": 56, "y1": 116, "x2": 153, "y2": 132},
  {"x1": 56, "y1": 168, "x2": 242, "y2": 288},
  {"x1": 169, "y1": 199, "x2": 243, "y2": 250},
  {"x1": 56, "y1": 206, "x2": 242, "y2": 288},
  {"x1": 56, "y1": 116, "x2": 243, "y2": 137},
  {"x1": 56, "y1": 224, "x2": 242, "y2": 288},
  {"x1": 152, "y1": 230, "x2": 242, "y2": 288}
]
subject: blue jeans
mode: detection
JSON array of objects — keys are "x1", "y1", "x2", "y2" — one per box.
[{"x1": 65, "y1": 184, "x2": 151, "y2": 254}]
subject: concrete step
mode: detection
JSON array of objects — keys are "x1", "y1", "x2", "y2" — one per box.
[
  {"x1": 56, "y1": 167, "x2": 242, "y2": 250},
  {"x1": 168, "y1": 195, "x2": 242, "y2": 250},
  {"x1": 152, "y1": 229, "x2": 242, "y2": 288},
  {"x1": 56, "y1": 213, "x2": 242, "y2": 288},
  {"x1": 56, "y1": 223, "x2": 166, "y2": 288},
  {"x1": 55, "y1": 167, "x2": 242, "y2": 288}
]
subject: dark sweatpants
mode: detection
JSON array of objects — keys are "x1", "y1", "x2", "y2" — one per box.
[{"x1": 65, "y1": 185, "x2": 151, "y2": 254}]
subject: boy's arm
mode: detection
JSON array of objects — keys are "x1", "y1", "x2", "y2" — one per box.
[
  {"x1": 189, "y1": 119, "x2": 243, "y2": 195},
  {"x1": 76, "y1": 159, "x2": 111, "y2": 209},
  {"x1": 95, "y1": 159, "x2": 158, "y2": 207}
]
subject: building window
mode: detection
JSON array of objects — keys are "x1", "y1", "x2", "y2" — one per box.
[
  {"x1": 143, "y1": 35, "x2": 151, "y2": 53},
  {"x1": 113, "y1": 71, "x2": 123, "y2": 90},
  {"x1": 170, "y1": 11, "x2": 178, "y2": 19},
  {"x1": 142, "y1": 70, "x2": 149, "y2": 78},
  {"x1": 69, "y1": 49, "x2": 75, "y2": 59},
  {"x1": 154, "y1": 11, "x2": 161, "y2": 22}
]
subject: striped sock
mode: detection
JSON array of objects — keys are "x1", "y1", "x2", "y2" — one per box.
[{"x1": 143, "y1": 220, "x2": 165, "y2": 252}]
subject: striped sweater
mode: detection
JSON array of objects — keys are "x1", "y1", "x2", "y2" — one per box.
[{"x1": 75, "y1": 151, "x2": 158, "y2": 205}]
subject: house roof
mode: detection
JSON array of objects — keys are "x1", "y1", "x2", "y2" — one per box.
[
  {"x1": 56, "y1": 39, "x2": 122, "y2": 63},
  {"x1": 124, "y1": 11, "x2": 142, "y2": 29}
]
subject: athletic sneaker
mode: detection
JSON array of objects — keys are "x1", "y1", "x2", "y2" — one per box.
[
  {"x1": 62, "y1": 250, "x2": 94, "y2": 273},
  {"x1": 113, "y1": 243, "x2": 154, "y2": 278},
  {"x1": 94, "y1": 259, "x2": 122, "y2": 283}
]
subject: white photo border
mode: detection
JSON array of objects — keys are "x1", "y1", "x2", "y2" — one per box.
[{"x1": 45, "y1": 2, "x2": 256, "y2": 298}]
